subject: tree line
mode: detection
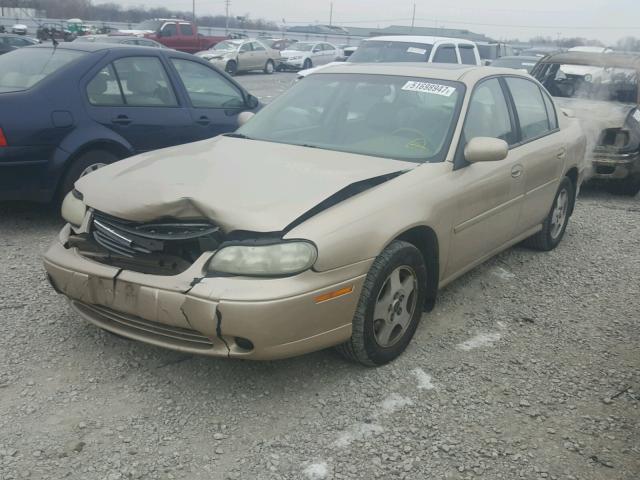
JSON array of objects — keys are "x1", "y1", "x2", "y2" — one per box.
[{"x1": 2, "y1": 0, "x2": 279, "y2": 30}]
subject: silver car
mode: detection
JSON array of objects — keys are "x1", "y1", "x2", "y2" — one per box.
[
  {"x1": 197, "y1": 39, "x2": 281, "y2": 75},
  {"x1": 280, "y1": 42, "x2": 339, "y2": 70}
]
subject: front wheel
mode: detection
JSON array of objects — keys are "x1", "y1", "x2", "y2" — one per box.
[
  {"x1": 264, "y1": 59, "x2": 275, "y2": 74},
  {"x1": 523, "y1": 176, "x2": 574, "y2": 251},
  {"x1": 302, "y1": 58, "x2": 312, "y2": 70},
  {"x1": 225, "y1": 60, "x2": 237, "y2": 76},
  {"x1": 336, "y1": 240, "x2": 427, "y2": 366}
]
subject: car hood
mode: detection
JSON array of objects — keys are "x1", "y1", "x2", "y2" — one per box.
[
  {"x1": 555, "y1": 97, "x2": 635, "y2": 128},
  {"x1": 281, "y1": 49, "x2": 309, "y2": 57},
  {"x1": 75, "y1": 136, "x2": 415, "y2": 233}
]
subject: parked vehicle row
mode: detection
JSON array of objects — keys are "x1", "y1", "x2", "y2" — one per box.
[
  {"x1": 45, "y1": 63, "x2": 586, "y2": 365},
  {"x1": 0, "y1": 43, "x2": 259, "y2": 203}
]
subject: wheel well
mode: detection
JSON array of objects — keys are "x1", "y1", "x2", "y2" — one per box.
[
  {"x1": 565, "y1": 167, "x2": 579, "y2": 215},
  {"x1": 56, "y1": 141, "x2": 129, "y2": 197},
  {"x1": 396, "y1": 226, "x2": 439, "y2": 312}
]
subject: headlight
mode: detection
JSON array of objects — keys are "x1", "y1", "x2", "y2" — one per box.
[
  {"x1": 207, "y1": 241, "x2": 317, "y2": 276},
  {"x1": 61, "y1": 190, "x2": 87, "y2": 227}
]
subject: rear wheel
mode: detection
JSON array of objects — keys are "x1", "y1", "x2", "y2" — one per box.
[
  {"x1": 336, "y1": 240, "x2": 427, "y2": 366},
  {"x1": 225, "y1": 60, "x2": 237, "y2": 76},
  {"x1": 523, "y1": 176, "x2": 574, "y2": 251},
  {"x1": 264, "y1": 59, "x2": 275, "y2": 74},
  {"x1": 302, "y1": 58, "x2": 312, "y2": 70},
  {"x1": 58, "y1": 150, "x2": 118, "y2": 203}
]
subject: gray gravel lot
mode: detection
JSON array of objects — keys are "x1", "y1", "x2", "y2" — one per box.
[{"x1": 1, "y1": 72, "x2": 639, "y2": 480}]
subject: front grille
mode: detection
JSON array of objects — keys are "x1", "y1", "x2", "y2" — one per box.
[
  {"x1": 72, "y1": 211, "x2": 223, "y2": 275},
  {"x1": 73, "y1": 302, "x2": 215, "y2": 350}
]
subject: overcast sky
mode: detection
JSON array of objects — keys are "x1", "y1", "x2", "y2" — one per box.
[{"x1": 116, "y1": 0, "x2": 640, "y2": 44}]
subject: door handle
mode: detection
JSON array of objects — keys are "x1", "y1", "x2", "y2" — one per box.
[
  {"x1": 557, "y1": 147, "x2": 567, "y2": 159},
  {"x1": 111, "y1": 115, "x2": 132, "y2": 126},
  {"x1": 511, "y1": 164, "x2": 524, "y2": 178},
  {"x1": 196, "y1": 116, "x2": 211, "y2": 126}
]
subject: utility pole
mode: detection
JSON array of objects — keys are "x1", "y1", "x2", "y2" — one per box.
[
  {"x1": 192, "y1": 0, "x2": 195, "y2": 22},
  {"x1": 225, "y1": 0, "x2": 230, "y2": 35},
  {"x1": 411, "y1": 3, "x2": 416, "y2": 29},
  {"x1": 329, "y1": 2, "x2": 333, "y2": 26}
]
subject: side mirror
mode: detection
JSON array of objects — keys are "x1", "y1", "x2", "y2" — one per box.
[
  {"x1": 245, "y1": 94, "x2": 259, "y2": 109},
  {"x1": 238, "y1": 111, "x2": 255, "y2": 126},
  {"x1": 464, "y1": 137, "x2": 508, "y2": 163}
]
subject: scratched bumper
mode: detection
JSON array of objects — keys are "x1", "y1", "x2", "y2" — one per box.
[{"x1": 43, "y1": 228, "x2": 369, "y2": 360}]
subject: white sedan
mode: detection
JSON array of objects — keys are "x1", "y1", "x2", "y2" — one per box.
[{"x1": 279, "y1": 41, "x2": 339, "y2": 70}]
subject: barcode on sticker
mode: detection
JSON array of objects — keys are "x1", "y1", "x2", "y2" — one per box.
[
  {"x1": 401, "y1": 81, "x2": 456, "y2": 97},
  {"x1": 407, "y1": 47, "x2": 427, "y2": 55}
]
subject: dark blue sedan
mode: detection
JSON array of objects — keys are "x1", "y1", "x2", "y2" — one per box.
[{"x1": 0, "y1": 42, "x2": 260, "y2": 202}]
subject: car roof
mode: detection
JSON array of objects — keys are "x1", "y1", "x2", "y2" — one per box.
[
  {"x1": 27, "y1": 42, "x2": 192, "y2": 57},
  {"x1": 538, "y1": 51, "x2": 640, "y2": 70},
  {"x1": 365, "y1": 35, "x2": 477, "y2": 46},
  {"x1": 494, "y1": 55, "x2": 539, "y2": 61},
  {"x1": 312, "y1": 63, "x2": 529, "y2": 85}
]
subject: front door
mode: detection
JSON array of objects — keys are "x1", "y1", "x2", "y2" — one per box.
[
  {"x1": 445, "y1": 78, "x2": 525, "y2": 278},
  {"x1": 170, "y1": 58, "x2": 248, "y2": 140}
]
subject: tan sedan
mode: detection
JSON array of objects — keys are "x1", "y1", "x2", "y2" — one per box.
[
  {"x1": 196, "y1": 39, "x2": 281, "y2": 75},
  {"x1": 45, "y1": 64, "x2": 586, "y2": 365}
]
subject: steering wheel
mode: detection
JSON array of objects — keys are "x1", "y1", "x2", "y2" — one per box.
[{"x1": 391, "y1": 127, "x2": 434, "y2": 152}]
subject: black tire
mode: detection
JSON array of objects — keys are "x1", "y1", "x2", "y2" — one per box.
[
  {"x1": 523, "y1": 176, "x2": 574, "y2": 251},
  {"x1": 264, "y1": 59, "x2": 275, "y2": 74},
  {"x1": 606, "y1": 177, "x2": 640, "y2": 197},
  {"x1": 58, "y1": 150, "x2": 118, "y2": 203},
  {"x1": 336, "y1": 240, "x2": 427, "y2": 366},
  {"x1": 225, "y1": 60, "x2": 237, "y2": 76},
  {"x1": 276, "y1": 64, "x2": 285, "y2": 72},
  {"x1": 302, "y1": 58, "x2": 312, "y2": 70}
]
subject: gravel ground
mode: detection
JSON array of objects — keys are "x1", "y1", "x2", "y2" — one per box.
[{"x1": 1, "y1": 73, "x2": 639, "y2": 480}]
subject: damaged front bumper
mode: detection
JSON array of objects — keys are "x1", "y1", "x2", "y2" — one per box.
[
  {"x1": 44, "y1": 225, "x2": 369, "y2": 360},
  {"x1": 591, "y1": 150, "x2": 640, "y2": 181}
]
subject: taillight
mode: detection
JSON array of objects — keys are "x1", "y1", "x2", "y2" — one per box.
[{"x1": 0, "y1": 127, "x2": 7, "y2": 147}]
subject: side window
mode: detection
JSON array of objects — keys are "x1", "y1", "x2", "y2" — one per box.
[
  {"x1": 323, "y1": 44, "x2": 334, "y2": 51},
  {"x1": 459, "y1": 45, "x2": 477, "y2": 65},
  {"x1": 239, "y1": 42, "x2": 252, "y2": 53},
  {"x1": 113, "y1": 57, "x2": 178, "y2": 107},
  {"x1": 433, "y1": 44, "x2": 458, "y2": 64},
  {"x1": 86, "y1": 64, "x2": 125, "y2": 106},
  {"x1": 171, "y1": 58, "x2": 245, "y2": 108},
  {"x1": 252, "y1": 41, "x2": 266, "y2": 51},
  {"x1": 506, "y1": 77, "x2": 551, "y2": 141},
  {"x1": 179, "y1": 23, "x2": 194, "y2": 36},
  {"x1": 161, "y1": 23, "x2": 177, "y2": 37},
  {"x1": 541, "y1": 90, "x2": 558, "y2": 130},
  {"x1": 464, "y1": 78, "x2": 516, "y2": 145},
  {"x1": 312, "y1": 44, "x2": 322, "y2": 53}
]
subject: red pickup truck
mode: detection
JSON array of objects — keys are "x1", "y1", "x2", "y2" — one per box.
[{"x1": 120, "y1": 19, "x2": 226, "y2": 54}]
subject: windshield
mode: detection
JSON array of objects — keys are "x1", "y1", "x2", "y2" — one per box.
[
  {"x1": 213, "y1": 40, "x2": 240, "y2": 51},
  {"x1": 0, "y1": 48, "x2": 86, "y2": 93},
  {"x1": 348, "y1": 41, "x2": 433, "y2": 63},
  {"x1": 289, "y1": 42, "x2": 314, "y2": 52},
  {"x1": 238, "y1": 73, "x2": 463, "y2": 163},
  {"x1": 137, "y1": 20, "x2": 163, "y2": 31},
  {"x1": 536, "y1": 62, "x2": 638, "y2": 103}
]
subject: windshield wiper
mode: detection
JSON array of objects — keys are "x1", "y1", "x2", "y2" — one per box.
[{"x1": 224, "y1": 133, "x2": 252, "y2": 140}]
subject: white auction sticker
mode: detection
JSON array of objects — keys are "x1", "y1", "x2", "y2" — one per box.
[
  {"x1": 401, "y1": 81, "x2": 456, "y2": 97},
  {"x1": 406, "y1": 47, "x2": 427, "y2": 55},
  {"x1": 633, "y1": 109, "x2": 640, "y2": 123}
]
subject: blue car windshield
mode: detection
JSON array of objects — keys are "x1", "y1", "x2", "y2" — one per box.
[{"x1": 0, "y1": 48, "x2": 87, "y2": 93}]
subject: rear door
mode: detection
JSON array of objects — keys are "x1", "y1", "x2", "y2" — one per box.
[
  {"x1": 503, "y1": 77, "x2": 565, "y2": 234},
  {"x1": 170, "y1": 57, "x2": 248, "y2": 140},
  {"x1": 84, "y1": 54, "x2": 193, "y2": 152},
  {"x1": 445, "y1": 77, "x2": 526, "y2": 277}
]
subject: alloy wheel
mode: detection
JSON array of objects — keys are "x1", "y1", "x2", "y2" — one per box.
[{"x1": 373, "y1": 266, "x2": 418, "y2": 347}]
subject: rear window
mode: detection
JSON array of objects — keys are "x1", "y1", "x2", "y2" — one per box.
[
  {"x1": 348, "y1": 41, "x2": 433, "y2": 63},
  {"x1": 0, "y1": 48, "x2": 86, "y2": 93}
]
